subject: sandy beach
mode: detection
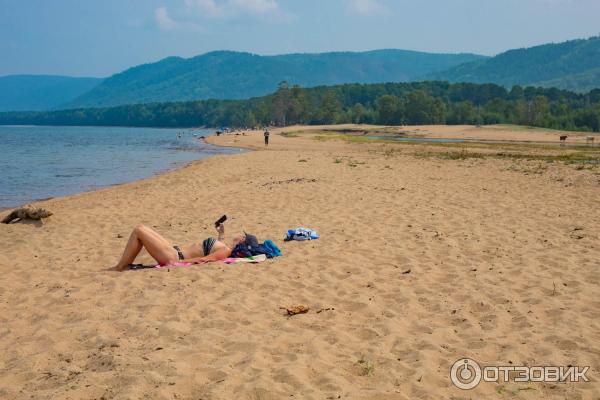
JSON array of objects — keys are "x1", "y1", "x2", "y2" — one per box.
[{"x1": 1, "y1": 125, "x2": 599, "y2": 399}]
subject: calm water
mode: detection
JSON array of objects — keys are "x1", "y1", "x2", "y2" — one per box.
[{"x1": 0, "y1": 125, "x2": 241, "y2": 209}]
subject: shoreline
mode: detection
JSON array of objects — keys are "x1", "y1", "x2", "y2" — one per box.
[
  {"x1": 0, "y1": 156, "x2": 224, "y2": 213},
  {"x1": 0, "y1": 146, "x2": 246, "y2": 212},
  {"x1": 0, "y1": 124, "x2": 260, "y2": 213},
  {"x1": 0, "y1": 126, "x2": 245, "y2": 212},
  {"x1": 4, "y1": 123, "x2": 595, "y2": 213}
]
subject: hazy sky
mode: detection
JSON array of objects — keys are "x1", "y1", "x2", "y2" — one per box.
[{"x1": 1, "y1": 0, "x2": 599, "y2": 77}]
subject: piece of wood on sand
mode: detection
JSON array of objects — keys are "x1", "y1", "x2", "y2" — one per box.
[
  {"x1": 1, "y1": 206, "x2": 53, "y2": 224},
  {"x1": 280, "y1": 305, "x2": 310, "y2": 316}
]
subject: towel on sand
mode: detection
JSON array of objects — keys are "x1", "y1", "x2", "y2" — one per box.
[
  {"x1": 223, "y1": 254, "x2": 268, "y2": 264},
  {"x1": 154, "y1": 254, "x2": 267, "y2": 269}
]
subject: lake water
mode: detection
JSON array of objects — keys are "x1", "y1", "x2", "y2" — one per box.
[{"x1": 0, "y1": 125, "x2": 241, "y2": 209}]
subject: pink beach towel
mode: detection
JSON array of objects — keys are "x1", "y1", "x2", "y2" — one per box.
[{"x1": 155, "y1": 254, "x2": 267, "y2": 269}]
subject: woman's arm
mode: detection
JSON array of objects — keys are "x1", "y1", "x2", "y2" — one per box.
[
  {"x1": 183, "y1": 247, "x2": 231, "y2": 264},
  {"x1": 216, "y1": 223, "x2": 225, "y2": 242}
]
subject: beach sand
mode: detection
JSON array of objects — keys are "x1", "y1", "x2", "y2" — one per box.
[{"x1": 0, "y1": 125, "x2": 599, "y2": 399}]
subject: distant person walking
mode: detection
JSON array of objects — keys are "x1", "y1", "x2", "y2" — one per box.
[{"x1": 264, "y1": 130, "x2": 270, "y2": 146}]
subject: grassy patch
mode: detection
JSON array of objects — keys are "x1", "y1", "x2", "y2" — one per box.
[
  {"x1": 507, "y1": 161, "x2": 549, "y2": 175},
  {"x1": 291, "y1": 126, "x2": 600, "y2": 166},
  {"x1": 315, "y1": 133, "x2": 376, "y2": 143},
  {"x1": 357, "y1": 358, "x2": 375, "y2": 376},
  {"x1": 322, "y1": 126, "x2": 400, "y2": 134},
  {"x1": 414, "y1": 150, "x2": 600, "y2": 164},
  {"x1": 313, "y1": 129, "x2": 600, "y2": 152},
  {"x1": 490, "y1": 124, "x2": 577, "y2": 133},
  {"x1": 435, "y1": 150, "x2": 487, "y2": 160},
  {"x1": 382, "y1": 146, "x2": 400, "y2": 157},
  {"x1": 333, "y1": 155, "x2": 366, "y2": 167},
  {"x1": 280, "y1": 131, "x2": 299, "y2": 138}
]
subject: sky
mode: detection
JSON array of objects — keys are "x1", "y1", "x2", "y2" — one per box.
[{"x1": 1, "y1": 0, "x2": 599, "y2": 77}]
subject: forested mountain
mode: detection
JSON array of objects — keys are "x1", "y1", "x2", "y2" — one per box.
[
  {"x1": 3, "y1": 81, "x2": 599, "y2": 133},
  {"x1": 3, "y1": 37, "x2": 599, "y2": 112},
  {"x1": 0, "y1": 75, "x2": 102, "y2": 111},
  {"x1": 428, "y1": 36, "x2": 600, "y2": 92},
  {"x1": 64, "y1": 50, "x2": 485, "y2": 108}
]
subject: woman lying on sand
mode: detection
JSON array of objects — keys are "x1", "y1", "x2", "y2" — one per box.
[{"x1": 111, "y1": 223, "x2": 245, "y2": 271}]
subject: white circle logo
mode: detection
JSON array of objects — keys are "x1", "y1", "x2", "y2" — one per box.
[{"x1": 450, "y1": 358, "x2": 482, "y2": 390}]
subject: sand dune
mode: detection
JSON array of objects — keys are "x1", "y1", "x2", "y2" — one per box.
[{"x1": 1, "y1": 125, "x2": 599, "y2": 399}]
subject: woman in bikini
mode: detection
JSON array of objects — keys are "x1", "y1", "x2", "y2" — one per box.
[{"x1": 111, "y1": 222, "x2": 245, "y2": 271}]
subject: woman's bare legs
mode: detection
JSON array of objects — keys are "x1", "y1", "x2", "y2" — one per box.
[{"x1": 112, "y1": 224, "x2": 178, "y2": 270}]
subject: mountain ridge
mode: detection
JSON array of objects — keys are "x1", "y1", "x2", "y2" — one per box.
[
  {"x1": 63, "y1": 49, "x2": 485, "y2": 108},
  {"x1": 2, "y1": 37, "x2": 600, "y2": 112},
  {"x1": 428, "y1": 36, "x2": 600, "y2": 92}
]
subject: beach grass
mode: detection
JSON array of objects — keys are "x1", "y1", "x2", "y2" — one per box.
[{"x1": 298, "y1": 129, "x2": 600, "y2": 165}]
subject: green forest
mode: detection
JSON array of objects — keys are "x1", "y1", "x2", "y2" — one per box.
[{"x1": 1, "y1": 81, "x2": 600, "y2": 132}]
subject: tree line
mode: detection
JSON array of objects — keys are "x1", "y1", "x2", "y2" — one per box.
[{"x1": 1, "y1": 81, "x2": 599, "y2": 132}]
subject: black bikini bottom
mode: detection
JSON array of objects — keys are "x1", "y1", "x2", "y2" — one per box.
[
  {"x1": 173, "y1": 238, "x2": 215, "y2": 261},
  {"x1": 173, "y1": 245, "x2": 184, "y2": 260},
  {"x1": 203, "y1": 237, "x2": 216, "y2": 256}
]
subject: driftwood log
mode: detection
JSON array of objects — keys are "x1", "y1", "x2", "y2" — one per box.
[{"x1": 1, "y1": 206, "x2": 53, "y2": 224}]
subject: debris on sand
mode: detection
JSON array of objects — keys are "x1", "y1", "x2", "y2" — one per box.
[
  {"x1": 2, "y1": 206, "x2": 53, "y2": 224},
  {"x1": 262, "y1": 178, "x2": 317, "y2": 188},
  {"x1": 280, "y1": 305, "x2": 310, "y2": 316},
  {"x1": 316, "y1": 307, "x2": 334, "y2": 313},
  {"x1": 569, "y1": 226, "x2": 585, "y2": 240}
]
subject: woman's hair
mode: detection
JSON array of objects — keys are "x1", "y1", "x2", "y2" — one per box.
[{"x1": 232, "y1": 233, "x2": 246, "y2": 245}]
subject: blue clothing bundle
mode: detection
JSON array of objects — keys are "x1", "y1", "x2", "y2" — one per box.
[
  {"x1": 263, "y1": 240, "x2": 282, "y2": 257},
  {"x1": 284, "y1": 227, "x2": 320, "y2": 241},
  {"x1": 231, "y1": 234, "x2": 282, "y2": 259}
]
